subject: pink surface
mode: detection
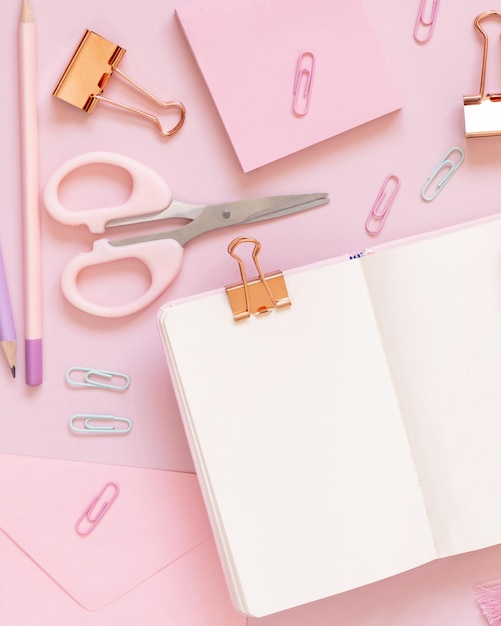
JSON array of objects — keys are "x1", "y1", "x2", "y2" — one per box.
[{"x1": 1, "y1": 0, "x2": 501, "y2": 623}]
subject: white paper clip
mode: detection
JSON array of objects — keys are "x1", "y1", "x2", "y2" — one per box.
[
  {"x1": 421, "y1": 147, "x2": 464, "y2": 201},
  {"x1": 66, "y1": 367, "x2": 130, "y2": 391},
  {"x1": 365, "y1": 174, "x2": 400, "y2": 235},
  {"x1": 69, "y1": 414, "x2": 133, "y2": 435},
  {"x1": 293, "y1": 51, "x2": 315, "y2": 115},
  {"x1": 414, "y1": 0, "x2": 440, "y2": 43}
]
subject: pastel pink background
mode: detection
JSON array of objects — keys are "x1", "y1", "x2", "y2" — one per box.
[{"x1": 2, "y1": 0, "x2": 501, "y2": 623}]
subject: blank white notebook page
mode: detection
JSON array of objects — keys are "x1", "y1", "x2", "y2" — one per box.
[
  {"x1": 362, "y1": 217, "x2": 501, "y2": 558},
  {"x1": 160, "y1": 259, "x2": 435, "y2": 617}
]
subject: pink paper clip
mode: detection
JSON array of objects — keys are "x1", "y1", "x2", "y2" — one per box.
[
  {"x1": 365, "y1": 175, "x2": 400, "y2": 235},
  {"x1": 414, "y1": 0, "x2": 440, "y2": 43},
  {"x1": 75, "y1": 481, "x2": 120, "y2": 536},
  {"x1": 293, "y1": 51, "x2": 315, "y2": 115}
]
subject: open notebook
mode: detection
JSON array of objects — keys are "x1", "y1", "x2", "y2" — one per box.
[{"x1": 157, "y1": 215, "x2": 501, "y2": 617}]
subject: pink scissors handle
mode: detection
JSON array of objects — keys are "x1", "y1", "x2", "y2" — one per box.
[
  {"x1": 61, "y1": 238, "x2": 184, "y2": 317},
  {"x1": 44, "y1": 151, "x2": 173, "y2": 234}
]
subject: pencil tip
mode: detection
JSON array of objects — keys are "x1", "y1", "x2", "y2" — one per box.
[
  {"x1": 11, "y1": 366, "x2": 16, "y2": 378},
  {"x1": 20, "y1": 0, "x2": 34, "y2": 23}
]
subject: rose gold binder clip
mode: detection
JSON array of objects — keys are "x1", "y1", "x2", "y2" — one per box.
[
  {"x1": 463, "y1": 12, "x2": 501, "y2": 138},
  {"x1": 225, "y1": 236, "x2": 291, "y2": 321},
  {"x1": 53, "y1": 30, "x2": 186, "y2": 137}
]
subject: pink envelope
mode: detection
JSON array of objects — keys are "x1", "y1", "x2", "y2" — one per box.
[{"x1": 0, "y1": 454, "x2": 245, "y2": 625}]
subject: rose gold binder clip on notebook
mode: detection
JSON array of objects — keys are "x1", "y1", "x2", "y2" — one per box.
[
  {"x1": 53, "y1": 30, "x2": 186, "y2": 137},
  {"x1": 225, "y1": 236, "x2": 291, "y2": 321},
  {"x1": 463, "y1": 11, "x2": 501, "y2": 137}
]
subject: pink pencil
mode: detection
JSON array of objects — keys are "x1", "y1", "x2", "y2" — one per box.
[{"x1": 19, "y1": 0, "x2": 42, "y2": 386}]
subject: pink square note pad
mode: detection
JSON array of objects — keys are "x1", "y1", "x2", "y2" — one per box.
[{"x1": 176, "y1": 0, "x2": 402, "y2": 172}]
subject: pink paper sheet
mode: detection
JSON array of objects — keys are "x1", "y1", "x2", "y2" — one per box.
[{"x1": 176, "y1": 0, "x2": 403, "y2": 171}]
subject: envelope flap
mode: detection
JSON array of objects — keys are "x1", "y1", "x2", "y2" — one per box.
[{"x1": 0, "y1": 454, "x2": 212, "y2": 610}]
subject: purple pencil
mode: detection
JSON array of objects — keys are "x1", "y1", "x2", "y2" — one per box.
[{"x1": 0, "y1": 242, "x2": 16, "y2": 377}]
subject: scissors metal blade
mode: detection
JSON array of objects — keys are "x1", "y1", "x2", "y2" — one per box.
[
  {"x1": 239, "y1": 193, "x2": 329, "y2": 224},
  {"x1": 111, "y1": 193, "x2": 329, "y2": 248},
  {"x1": 106, "y1": 201, "x2": 206, "y2": 228}
]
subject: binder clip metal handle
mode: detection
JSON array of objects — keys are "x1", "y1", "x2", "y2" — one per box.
[
  {"x1": 463, "y1": 11, "x2": 501, "y2": 137},
  {"x1": 225, "y1": 236, "x2": 291, "y2": 321},
  {"x1": 53, "y1": 30, "x2": 186, "y2": 138},
  {"x1": 474, "y1": 12, "x2": 501, "y2": 101},
  {"x1": 96, "y1": 67, "x2": 186, "y2": 137}
]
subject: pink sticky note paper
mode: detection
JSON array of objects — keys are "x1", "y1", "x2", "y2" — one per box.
[{"x1": 176, "y1": 0, "x2": 403, "y2": 172}]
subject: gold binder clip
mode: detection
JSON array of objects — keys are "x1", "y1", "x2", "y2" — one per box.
[
  {"x1": 225, "y1": 237, "x2": 291, "y2": 321},
  {"x1": 463, "y1": 11, "x2": 501, "y2": 137},
  {"x1": 53, "y1": 30, "x2": 186, "y2": 137}
]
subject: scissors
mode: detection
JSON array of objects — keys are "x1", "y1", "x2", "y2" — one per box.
[{"x1": 44, "y1": 152, "x2": 329, "y2": 318}]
